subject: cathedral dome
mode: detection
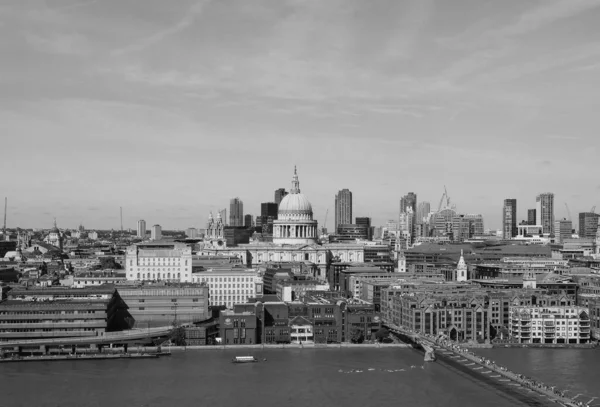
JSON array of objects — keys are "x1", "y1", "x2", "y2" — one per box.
[{"x1": 277, "y1": 167, "x2": 313, "y2": 221}]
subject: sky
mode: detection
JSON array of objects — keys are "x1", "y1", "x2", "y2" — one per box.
[{"x1": 1, "y1": 0, "x2": 599, "y2": 231}]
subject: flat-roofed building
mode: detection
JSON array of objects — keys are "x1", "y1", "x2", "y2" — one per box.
[
  {"x1": 509, "y1": 305, "x2": 590, "y2": 344},
  {"x1": 192, "y1": 268, "x2": 262, "y2": 309},
  {"x1": 125, "y1": 241, "x2": 193, "y2": 283},
  {"x1": 116, "y1": 284, "x2": 209, "y2": 328},
  {"x1": 219, "y1": 309, "x2": 258, "y2": 345}
]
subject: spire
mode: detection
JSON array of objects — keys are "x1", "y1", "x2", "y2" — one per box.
[{"x1": 291, "y1": 166, "x2": 300, "y2": 194}]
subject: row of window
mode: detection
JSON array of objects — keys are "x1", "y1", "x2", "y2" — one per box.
[
  {"x1": 0, "y1": 311, "x2": 98, "y2": 315},
  {"x1": 197, "y1": 277, "x2": 254, "y2": 283},
  {"x1": 0, "y1": 319, "x2": 99, "y2": 324},
  {"x1": 0, "y1": 328, "x2": 99, "y2": 332}
]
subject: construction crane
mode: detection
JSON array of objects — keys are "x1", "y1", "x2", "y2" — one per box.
[
  {"x1": 2, "y1": 197, "x2": 6, "y2": 235},
  {"x1": 322, "y1": 208, "x2": 329, "y2": 234},
  {"x1": 565, "y1": 203, "x2": 572, "y2": 221},
  {"x1": 437, "y1": 189, "x2": 447, "y2": 213}
]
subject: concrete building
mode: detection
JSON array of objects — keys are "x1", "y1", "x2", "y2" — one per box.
[
  {"x1": 274, "y1": 188, "x2": 288, "y2": 205},
  {"x1": 579, "y1": 212, "x2": 600, "y2": 239},
  {"x1": 503, "y1": 199, "x2": 517, "y2": 239},
  {"x1": 554, "y1": 219, "x2": 572, "y2": 244},
  {"x1": 116, "y1": 284, "x2": 210, "y2": 328},
  {"x1": 536, "y1": 193, "x2": 555, "y2": 235},
  {"x1": 355, "y1": 217, "x2": 373, "y2": 240},
  {"x1": 150, "y1": 224, "x2": 162, "y2": 241},
  {"x1": 125, "y1": 241, "x2": 193, "y2": 282},
  {"x1": 244, "y1": 214, "x2": 253, "y2": 228},
  {"x1": 416, "y1": 201, "x2": 430, "y2": 225},
  {"x1": 137, "y1": 220, "x2": 146, "y2": 239},
  {"x1": 333, "y1": 224, "x2": 369, "y2": 242},
  {"x1": 229, "y1": 197, "x2": 244, "y2": 227},
  {"x1": 335, "y1": 189, "x2": 353, "y2": 229},
  {"x1": 185, "y1": 228, "x2": 199, "y2": 239},
  {"x1": 509, "y1": 305, "x2": 590, "y2": 344},
  {"x1": 191, "y1": 268, "x2": 262, "y2": 309}
]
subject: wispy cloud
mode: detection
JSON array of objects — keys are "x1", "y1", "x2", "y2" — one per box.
[
  {"x1": 545, "y1": 134, "x2": 581, "y2": 141},
  {"x1": 112, "y1": 0, "x2": 211, "y2": 56},
  {"x1": 25, "y1": 32, "x2": 89, "y2": 55},
  {"x1": 571, "y1": 61, "x2": 600, "y2": 71}
]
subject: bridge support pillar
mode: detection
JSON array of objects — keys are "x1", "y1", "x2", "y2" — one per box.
[
  {"x1": 40, "y1": 345, "x2": 48, "y2": 355},
  {"x1": 124, "y1": 344, "x2": 128, "y2": 353},
  {"x1": 90, "y1": 344, "x2": 98, "y2": 351}
]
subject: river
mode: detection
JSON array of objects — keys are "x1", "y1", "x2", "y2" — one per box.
[{"x1": 0, "y1": 348, "x2": 594, "y2": 407}]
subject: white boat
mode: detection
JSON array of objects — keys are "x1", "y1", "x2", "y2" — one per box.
[{"x1": 232, "y1": 356, "x2": 258, "y2": 363}]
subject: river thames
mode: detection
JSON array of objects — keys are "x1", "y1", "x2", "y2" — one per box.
[{"x1": 1, "y1": 348, "x2": 598, "y2": 407}]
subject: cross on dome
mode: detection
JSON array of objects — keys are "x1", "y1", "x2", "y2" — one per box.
[{"x1": 291, "y1": 166, "x2": 300, "y2": 194}]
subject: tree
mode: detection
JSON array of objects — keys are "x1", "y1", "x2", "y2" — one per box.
[
  {"x1": 349, "y1": 327, "x2": 364, "y2": 344},
  {"x1": 375, "y1": 327, "x2": 390, "y2": 343},
  {"x1": 98, "y1": 256, "x2": 121, "y2": 270}
]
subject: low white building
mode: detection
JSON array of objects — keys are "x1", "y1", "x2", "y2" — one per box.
[
  {"x1": 125, "y1": 241, "x2": 193, "y2": 283},
  {"x1": 191, "y1": 268, "x2": 263, "y2": 309},
  {"x1": 509, "y1": 306, "x2": 591, "y2": 344}
]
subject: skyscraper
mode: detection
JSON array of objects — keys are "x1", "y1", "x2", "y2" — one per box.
[
  {"x1": 503, "y1": 199, "x2": 517, "y2": 239},
  {"x1": 579, "y1": 212, "x2": 600, "y2": 239},
  {"x1": 137, "y1": 219, "x2": 146, "y2": 238},
  {"x1": 260, "y1": 202, "x2": 278, "y2": 234},
  {"x1": 527, "y1": 209, "x2": 537, "y2": 225},
  {"x1": 335, "y1": 189, "x2": 353, "y2": 228},
  {"x1": 416, "y1": 201, "x2": 430, "y2": 224},
  {"x1": 219, "y1": 209, "x2": 227, "y2": 226},
  {"x1": 229, "y1": 198, "x2": 244, "y2": 227},
  {"x1": 536, "y1": 193, "x2": 555, "y2": 234},
  {"x1": 400, "y1": 192, "x2": 417, "y2": 214},
  {"x1": 244, "y1": 214, "x2": 253, "y2": 228},
  {"x1": 151, "y1": 224, "x2": 162, "y2": 240},
  {"x1": 554, "y1": 219, "x2": 572, "y2": 243},
  {"x1": 274, "y1": 188, "x2": 288, "y2": 205}
]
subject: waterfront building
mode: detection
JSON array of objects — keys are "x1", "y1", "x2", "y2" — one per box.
[
  {"x1": 219, "y1": 309, "x2": 258, "y2": 345},
  {"x1": 229, "y1": 198, "x2": 244, "y2": 227},
  {"x1": 509, "y1": 305, "x2": 591, "y2": 344},
  {"x1": 137, "y1": 220, "x2": 146, "y2": 239},
  {"x1": 335, "y1": 189, "x2": 353, "y2": 229},
  {"x1": 116, "y1": 284, "x2": 209, "y2": 328},
  {"x1": 554, "y1": 219, "x2": 572, "y2": 244},
  {"x1": 503, "y1": 199, "x2": 517, "y2": 239},
  {"x1": 579, "y1": 212, "x2": 600, "y2": 239},
  {"x1": 273, "y1": 168, "x2": 318, "y2": 245},
  {"x1": 191, "y1": 268, "x2": 262, "y2": 309},
  {"x1": 274, "y1": 188, "x2": 288, "y2": 205},
  {"x1": 587, "y1": 297, "x2": 600, "y2": 340},
  {"x1": 0, "y1": 286, "x2": 126, "y2": 343},
  {"x1": 536, "y1": 193, "x2": 555, "y2": 235},
  {"x1": 150, "y1": 224, "x2": 162, "y2": 241},
  {"x1": 125, "y1": 241, "x2": 193, "y2": 283}
]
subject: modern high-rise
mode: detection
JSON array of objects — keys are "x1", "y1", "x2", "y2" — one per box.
[
  {"x1": 259, "y1": 202, "x2": 279, "y2": 234},
  {"x1": 416, "y1": 201, "x2": 430, "y2": 224},
  {"x1": 527, "y1": 209, "x2": 537, "y2": 225},
  {"x1": 244, "y1": 214, "x2": 253, "y2": 228},
  {"x1": 151, "y1": 224, "x2": 162, "y2": 241},
  {"x1": 554, "y1": 219, "x2": 572, "y2": 244},
  {"x1": 536, "y1": 193, "x2": 554, "y2": 235},
  {"x1": 219, "y1": 209, "x2": 227, "y2": 226},
  {"x1": 229, "y1": 198, "x2": 244, "y2": 227},
  {"x1": 274, "y1": 188, "x2": 288, "y2": 205},
  {"x1": 400, "y1": 192, "x2": 417, "y2": 214},
  {"x1": 355, "y1": 217, "x2": 373, "y2": 240},
  {"x1": 137, "y1": 219, "x2": 146, "y2": 239},
  {"x1": 579, "y1": 212, "x2": 600, "y2": 239},
  {"x1": 503, "y1": 199, "x2": 517, "y2": 239},
  {"x1": 335, "y1": 189, "x2": 353, "y2": 228}
]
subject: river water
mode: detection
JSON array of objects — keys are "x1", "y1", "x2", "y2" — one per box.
[{"x1": 0, "y1": 348, "x2": 596, "y2": 407}]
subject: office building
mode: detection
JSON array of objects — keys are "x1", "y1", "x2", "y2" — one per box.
[
  {"x1": 274, "y1": 188, "x2": 288, "y2": 205},
  {"x1": 335, "y1": 189, "x2": 353, "y2": 228},
  {"x1": 528, "y1": 209, "x2": 536, "y2": 225},
  {"x1": 416, "y1": 201, "x2": 430, "y2": 224},
  {"x1": 579, "y1": 212, "x2": 600, "y2": 239},
  {"x1": 503, "y1": 199, "x2": 517, "y2": 239},
  {"x1": 192, "y1": 268, "x2": 262, "y2": 309},
  {"x1": 125, "y1": 241, "x2": 193, "y2": 282},
  {"x1": 137, "y1": 220, "x2": 146, "y2": 239},
  {"x1": 244, "y1": 214, "x2": 253, "y2": 228},
  {"x1": 333, "y1": 224, "x2": 370, "y2": 242},
  {"x1": 355, "y1": 217, "x2": 373, "y2": 240},
  {"x1": 229, "y1": 198, "x2": 244, "y2": 227},
  {"x1": 554, "y1": 219, "x2": 572, "y2": 244},
  {"x1": 150, "y1": 224, "x2": 162, "y2": 241},
  {"x1": 259, "y1": 202, "x2": 279, "y2": 234},
  {"x1": 186, "y1": 228, "x2": 199, "y2": 239},
  {"x1": 400, "y1": 192, "x2": 417, "y2": 214},
  {"x1": 219, "y1": 209, "x2": 227, "y2": 226},
  {"x1": 536, "y1": 193, "x2": 554, "y2": 234}
]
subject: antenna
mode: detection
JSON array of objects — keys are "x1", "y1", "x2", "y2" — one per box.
[
  {"x1": 120, "y1": 207, "x2": 123, "y2": 234},
  {"x1": 3, "y1": 197, "x2": 6, "y2": 234}
]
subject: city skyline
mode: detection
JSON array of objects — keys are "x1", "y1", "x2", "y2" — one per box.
[{"x1": 1, "y1": 1, "x2": 600, "y2": 230}]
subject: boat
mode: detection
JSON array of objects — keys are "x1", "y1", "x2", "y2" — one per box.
[{"x1": 232, "y1": 356, "x2": 259, "y2": 363}]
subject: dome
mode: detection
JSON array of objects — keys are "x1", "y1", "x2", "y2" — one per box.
[{"x1": 279, "y1": 193, "x2": 313, "y2": 215}]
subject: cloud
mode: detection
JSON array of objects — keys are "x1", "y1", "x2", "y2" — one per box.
[
  {"x1": 112, "y1": 1, "x2": 211, "y2": 56},
  {"x1": 25, "y1": 32, "x2": 90, "y2": 55},
  {"x1": 545, "y1": 134, "x2": 581, "y2": 141},
  {"x1": 571, "y1": 62, "x2": 600, "y2": 72}
]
